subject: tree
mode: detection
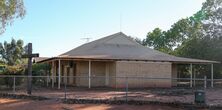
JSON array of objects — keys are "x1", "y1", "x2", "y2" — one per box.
[
  {"x1": 201, "y1": 0, "x2": 222, "y2": 39},
  {"x1": 2, "y1": 65, "x2": 24, "y2": 88},
  {"x1": 127, "y1": 36, "x2": 145, "y2": 46},
  {"x1": 174, "y1": 0, "x2": 222, "y2": 59},
  {"x1": 141, "y1": 0, "x2": 222, "y2": 78},
  {"x1": 0, "y1": 38, "x2": 24, "y2": 65},
  {"x1": 171, "y1": 0, "x2": 222, "y2": 78},
  {"x1": 142, "y1": 17, "x2": 200, "y2": 54},
  {"x1": 143, "y1": 28, "x2": 173, "y2": 53},
  {"x1": 0, "y1": 0, "x2": 26, "y2": 34}
]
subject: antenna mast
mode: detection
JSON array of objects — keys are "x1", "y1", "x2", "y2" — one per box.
[
  {"x1": 81, "y1": 38, "x2": 92, "y2": 43},
  {"x1": 120, "y1": 13, "x2": 122, "y2": 32}
]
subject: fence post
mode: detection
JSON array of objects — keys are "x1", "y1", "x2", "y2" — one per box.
[
  {"x1": 64, "y1": 76, "x2": 67, "y2": 101},
  {"x1": 46, "y1": 75, "x2": 49, "y2": 87},
  {"x1": 190, "y1": 64, "x2": 193, "y2": 88},
  {"x1": 211, "y1": 64, "x2": 214, "y2": 88},
  {"x1": 125, "y1": 77, "x2": 128, "y2": 103},
  {"x1": 204, "y1": 76, "x2": 207, "y2": 89},
  {"x1": 52, "y1": 76, "x2": 54, "y2": 88},
  {"x1": 114, "y1": 76, "x2": 117, "y2": 101},
  {"x1": 13, "y1": 76, "x2": 15, "y2": 93}
]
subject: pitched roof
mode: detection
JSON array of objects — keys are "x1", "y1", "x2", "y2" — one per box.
[{"x1": 40, "y1": 32, "x2": 219, "y2": 64}]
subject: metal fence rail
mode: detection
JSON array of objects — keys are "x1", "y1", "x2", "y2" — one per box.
[
  {"x1": 0, "y1": 75, "x2": 220, "y2": 91},
  {"x1": 0, "y1": 75, "x2": 222, "y2": 105}
]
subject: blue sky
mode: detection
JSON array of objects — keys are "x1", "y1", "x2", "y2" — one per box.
[{"x1": 0, "y1": 0, "x2": 205, "y2": 57}]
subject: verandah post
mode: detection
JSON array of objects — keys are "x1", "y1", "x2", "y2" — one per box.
[
  {"x1": 125, "y1": 76, "x2": 128, "y2": 103},
  {"x1": 88, "y1": 60, "x2": 91, "y2": 88},
  {"x1": 204, "y1": 75, "x2": 207, "y2": 89},
  {"x1": 194, "y1": 67, "x2": 196, "y2": 87},
  {"x1": 211, "y1": 64, "x2": 214, "y2": 88},
  {"x1": 13, "y1": 76, "x2": 15, "y2": 93},
  {"x1": 58, "y1": 59, "x2": 61, "y2": 89},
  {"x1": 52, "y1": 61, "x2": 54, "y2": 88},
  {"x1": 190, "y1": 64, "x2": 193, "y2": 88}
]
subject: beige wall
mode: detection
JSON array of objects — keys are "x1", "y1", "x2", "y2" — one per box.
[
  {"x1": 60, "y1": 61, "x2": 72, "y2": 85},
  {"x1": 107, "y1": 62, "x2": 116, "y2": 87},
  {"x1": 75, "y1": 61, "x2": 107, "y2": 87},
  {"x1": 50, "y1": 61, "x2": 57, "y2": 83},
  {"x1": 49, "y1": 60, "x2": 178, "y2": 88},
  {"x1": 115, "y1": 61, "x2": 172, "y2": 88},
  {"x1": 50, "y1": 60, "x2": 75, "y2": 86}
]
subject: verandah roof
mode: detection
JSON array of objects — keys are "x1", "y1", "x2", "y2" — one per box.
[{"x1": 38, "y1": 32, "x2": 219, "y2": 64}]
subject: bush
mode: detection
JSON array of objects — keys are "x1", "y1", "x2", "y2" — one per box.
[
  {"x1": 1, "y1": 65, "x2": 24, "y2": 88},
  {"x1": 24, "y1": 63, "x2": 51, "y2": 86}
]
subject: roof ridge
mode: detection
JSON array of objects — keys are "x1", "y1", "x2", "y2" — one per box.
[
  {"x1": 122, "y1": 34, "x2": 145, "y2": 47},
  {"x1": 98, "y1": 32, "x2": 122, "y2": 44},
  {"x1": 100, "y1": 32, "x2": 143, "y2": 46},
  {"x1": 60, "y1": 32, "x2": 125, "y2": 56}
]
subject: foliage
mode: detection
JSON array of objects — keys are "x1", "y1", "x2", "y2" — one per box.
[
  {"x1": 29, "y1": 63, "x2": 51, "y2": 86},
  {"x1": 1, "y1": 65, "x2": 24, "y2": 88},
  {"x1": 0, "y1": 38, "x2": 24, "y2": 65},
  {"x1": 136, "y1": 0, "x2": 222, "y2": 78},
  {"x1": 127, "y1": 36, "x2": 145, "y2": 45},
  {"x1": 201, "y1": 0, "x2": 222, "y2": 39},
  {"x1": 0, "y1": 38, "x2": 26, "y2": 88},
  {"x1": 143, "y1": 28, "x2": 173, "y2": 53},
  {"x1": 0, "y1": 0, "x2": 25, "y2": 34},
  {"x1": 142, "y1": 17, "x2": 204, "y2": 54},
  {"x1": 32, "y1": 63, "x2": 51, "y2": 76},
  {"x1": 0, "y1": 59, "x2": 6, "y2": 73},
  {"x1": 175, "y1": 0, "x2": 222, "y2": 77}
]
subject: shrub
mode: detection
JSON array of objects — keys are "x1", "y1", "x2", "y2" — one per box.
[
  {"x1": 1, "y1": 65, "x2": 24, "y2": 88},
  {"x1": 24, "y1": 63, "x2": 51, "y2": 86}
]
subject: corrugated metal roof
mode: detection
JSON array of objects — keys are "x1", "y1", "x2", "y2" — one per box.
[{"x1": 39, "y1": 32, "x2": 219, "y2": 64}]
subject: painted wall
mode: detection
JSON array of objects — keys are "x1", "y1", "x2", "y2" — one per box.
[
  {"x1": 75, "y1": 61, "x2": 106, "y2": 87},
  {"x1": 50, "y1": 60, "x2": 177, "y2": 88},
  {"x1": 115, "y1": 61, "x2": 172, "y2": 88},
  {"x1": 107, "y1": 62, "x2": 116, "y2": 87}
]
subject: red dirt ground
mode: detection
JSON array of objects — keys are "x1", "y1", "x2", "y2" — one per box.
[
  {"x1": 7, "y1": 88, "x2": 222, "y2": 106},
  {"x1": 0, "y1": 98, "x2": 182, "y2": 110}
]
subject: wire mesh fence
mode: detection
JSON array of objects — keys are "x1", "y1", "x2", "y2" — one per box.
[{"x1": 0, "y1": 75, "x2": 222, "y2": 104}]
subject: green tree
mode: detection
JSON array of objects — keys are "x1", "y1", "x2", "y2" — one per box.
[
  {"x1": 143, "y1": 28, "x2": 173, "y2": 53},
  {"x1": 2, "y1": 65, "x2": 24, "y2": 88},
  {"x1": 201, "y1": 0, "x2": 222, "y2": 39},
  {"x1": 141, "y1": 0, "x2": 222, "y2": 78},
  {"x1": 128, "y1": 36, "x2": 145, "y2": 46},
  {"x1": 175, "y1": 0, "x2": 222, "y2": 59},
  {"x1": 172, "y1": 0, "x2": 222, "y2": 78},
  {"x1": 142, "y1": 17, "x2": 200, "y2": 54},
  {"x1": 30, "y1": 63, "x2": 51, "y2": 86},
  {"x1": 0, "y1": 38, "x2": 24, "y2": 65},
  {"x1": 0, "y1": 0, "x2": 25, "y2": 34}
]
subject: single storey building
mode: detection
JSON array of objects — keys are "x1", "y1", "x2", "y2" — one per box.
[{"x1": 38, "y1": 32, "x2": 218, "y2": 88}]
